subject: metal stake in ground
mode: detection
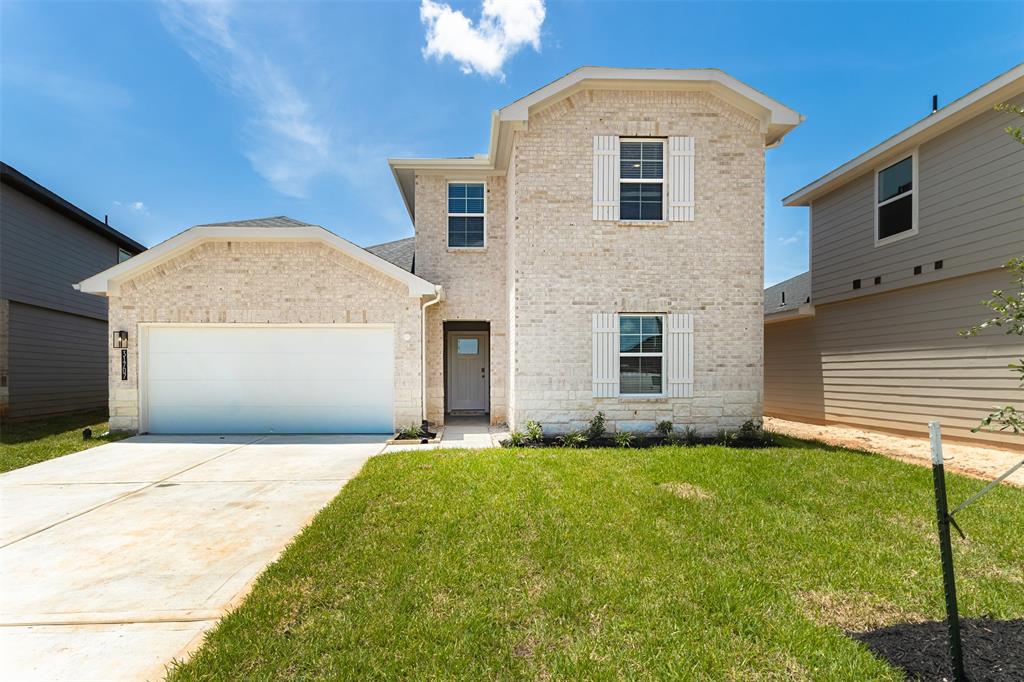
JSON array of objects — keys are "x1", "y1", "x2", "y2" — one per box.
[{"x1": 929, "y1": 421, "x2": 966, "y2": 682}]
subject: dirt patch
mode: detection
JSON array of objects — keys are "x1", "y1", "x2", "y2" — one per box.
[
  {"x1": 851, "y1": 617, "x2": 1024, "y2": 682},
  {"x1": 658, "y1": 482, "x2": 714, "y2": 500},
  {"x1": 766, "y1": 417, "x2": 1024, "y2": 488},
  {"x1": 799, "y1": 590, "x2": 924, "y2": 632}
]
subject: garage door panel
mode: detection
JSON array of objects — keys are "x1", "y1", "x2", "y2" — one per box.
[{"x1": 145, "y1": 326, "x2": 394, "y2": 434}]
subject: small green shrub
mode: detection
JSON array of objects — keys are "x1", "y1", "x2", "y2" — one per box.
[
  {"x1": 586, "y1": 412, "x2": 607, "y2": 441},
  {"x1": 505, "y1": 431, "x2": 529, "y2": 447},
  {"x1": 397, "y1": 424, "x2": 422, "y2": 440},
  {"x1": 559, "y1": 431, "x2": 587, "y2": 448},
  {"x1": 682, "y1": 425, "x2": 699, "y2": 446},
  {"x1": 614, "y1": 431, "x2": 634, "y2": 448},
  {"x1": 525, "y1": 420, "x2": 544, "y2": 442},
  {"x1": 737, "y1": 419, "x2": 761, "y2": 441},
  {"x1": 655, "y1": 420, "x2": 674, "y2": 437},
  {"x1": 715, "y1": 429, "x2": 736, "y2": 446}
]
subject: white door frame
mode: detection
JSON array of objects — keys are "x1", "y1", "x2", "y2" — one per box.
[{"x1": 137, "y1": 322, "x2": 394, "y2": 434}]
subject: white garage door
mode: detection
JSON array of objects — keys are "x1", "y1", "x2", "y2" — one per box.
[{"x1": 144, "y1": 326, "x2": 394, "y2": 434}]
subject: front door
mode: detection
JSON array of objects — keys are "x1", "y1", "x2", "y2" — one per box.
[{"x1": 447, "y1": 332, "x2": 489, "y2": 413}]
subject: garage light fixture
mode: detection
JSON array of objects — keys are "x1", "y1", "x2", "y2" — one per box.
[{"x1": 113, "y1": 331, "x2": 128, "y2": 349}]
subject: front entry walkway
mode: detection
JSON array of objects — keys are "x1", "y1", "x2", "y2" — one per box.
[
  {"x1": 383, "y1": 416, "x2": 503, "y2": 452},
  {"x1": 0, "y1": 434, "x2": 385, "y2": 681}
]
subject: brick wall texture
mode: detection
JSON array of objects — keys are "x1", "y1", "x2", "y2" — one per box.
[{"x1": 107, "y1": 241, "x2": 423, "y2": 432}]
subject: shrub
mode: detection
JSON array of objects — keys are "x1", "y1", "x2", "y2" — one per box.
[
  {"x1": 614, "y1": 431, "x2": 634, "y2": 448},
  {"x1": 505, "y1": 431, "x2": 529, "y2": 447},
  {"x1": 715, "y1": 429, "x2": 736, "y2": 446},
  {"x1": 397, "y1": 424, "x2": 422, "y2": 440},
  {"x1": 737, "y1": 419, "x2": 762, "y2": 441},
  {"x1": 656, "y1": 420, "x2": 674, "y2": 437},
  {"x1": 586, "y1": 412, "x2": 607, "y2": 441},
  {"x1": 559, "y1": 431, "x2": 587, "y2": 448},
  {"x1": 682, "y1": 425, "x2": 699, "y2": 445},
  {"x1": 525, "y1": 420, "x2": 544, "y2": 442}
]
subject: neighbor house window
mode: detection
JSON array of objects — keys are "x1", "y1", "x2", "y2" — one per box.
[
  {"x1": 619, "y1": 314, "x2": 663, "y2": 395},
  {"x1": 876, "y1": 153, "x2": 916, "y2": 243},
  {"x1": 118, "y1": 248, "x2": 132, "y2": 263},
  {"x1": 448, "y1": 182, "x2": 485, "y2": 248},
  {"x1": 620, "y1": 139, "x2": 664, "y2": 221}
]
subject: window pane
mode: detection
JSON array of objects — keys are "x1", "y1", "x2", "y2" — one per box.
[
  {"x1": 641, "y1": 317, "x2": 662, "y2": 335},
  {"x1": 466, "y1": 184, "x2": 484, "y2": 198},
  {"x1": 877, "y1": 194, "x2": 913, "y2": 239},
  {"x1": 620, "y1": 334, "x2": 642, "y2": 353},
  {"x1": 641, "y1": 142, "x2": 663, "y2": 180},
  {"x1": 620, "y1": 316, "x2": 642, "y2": 335},
  {"x1": 465, "y1": 198, "x2": 484, "y2": 213},
  {"x1": 449, "y1": 197, "x2": 467, "y2": 213},
  {"x1": 878, "y1": 157, "x2": 913, "y2": 202},
  {"x1": 457, "y1": 338, "x2": 478, "y2": 355},
  {"x1": 448, "y1": 216, "x2": 484, "y2": 247},
  {"x1": 448, "y1": 183, "x2": 467, "y2": 199},
  {"x1": 640, "y1": 195, "x2": 663, "y2": 220},
  {"x1": 620, "y1": 356, "x2": 662, "y2": 394},
  {"x1": 641, "y1": 334, "x2": 662, "y2": 353},
  {"x1": 620, "y1": 182, "x2": 662, "y2": 221}
]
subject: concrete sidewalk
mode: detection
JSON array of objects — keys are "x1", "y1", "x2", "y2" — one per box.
[
  {"x1": 382, "y1": 417, "x2": 505, "y2": 453},
  {"x1": 0, "y1": 434, "x2": 385, "y2": 681}
]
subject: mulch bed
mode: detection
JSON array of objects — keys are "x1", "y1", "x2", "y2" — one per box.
[{"x1": 850, "y1": 617, "x2": 1024, "y2": 681}]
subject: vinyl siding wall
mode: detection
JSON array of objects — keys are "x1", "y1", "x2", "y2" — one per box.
[
  {"x1": 765, "y1": 268, "x2": 1023, "y2": 449},
  {"x1": 809, "y1": 93, "x2": 1024, "y2": 306}
]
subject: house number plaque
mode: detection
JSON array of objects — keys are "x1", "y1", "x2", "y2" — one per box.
[{"x1": 121, "y1": 349, "x2": 128, "y2": 381}]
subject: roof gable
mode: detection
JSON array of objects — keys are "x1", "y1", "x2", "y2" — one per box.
[{"x1": 76, "y1": 220, "x2": 438, "y2": 297}]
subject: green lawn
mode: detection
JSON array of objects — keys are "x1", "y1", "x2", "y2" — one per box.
[
  {"x1": 169, "y1": 439, "x2": 1023, "y2": 681},
  {"x1": 0, "y1": 409, "x2": 130, "y2": 473}
]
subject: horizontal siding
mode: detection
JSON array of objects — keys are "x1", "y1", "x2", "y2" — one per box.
[
  {"x1": 809, "y1": 92, "x2": 1024, "y2": 306},
  {"x1": 7, "y1": 301, "x2": 107, "y2": 419},
  {"x1": 765, "y1": 269, "x2": 1023, "y2": 449},
  {"x1": 0, "y1": 186, "x2": 122, "y2": 320}
]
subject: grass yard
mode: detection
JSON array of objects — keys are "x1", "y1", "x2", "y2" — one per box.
[
  {"x1": 0, "y1": 409, "x2": 130, "y2": 473},
  {"x1": 169, "y1": 438, "x2": 1023, "y2": 681}
]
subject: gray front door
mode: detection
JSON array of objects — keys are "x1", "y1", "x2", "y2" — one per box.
[{"x1": 447, "y1": 332, "x2": 489, "y2": 413}]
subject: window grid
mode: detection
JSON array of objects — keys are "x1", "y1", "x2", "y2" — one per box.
[
  {"x1": 618, "y1": 314, "x2": 664, "y2": 396},
  {"x1": 447, "y1": 182, "x2": 486, "y2": 248},
  {"x1": 875, "y1": 154, "x2": 916, "y2": 243},
  {"x1": 620, "y1": 139, "x2": 665, "y2": 222}
]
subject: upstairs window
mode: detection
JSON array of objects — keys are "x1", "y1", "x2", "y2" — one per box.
[
  {"x1": 619, "y1": 314, "x2": 664, "y2": 395},
  {"x1": 620, "y1": 139, "x2": 664, "y2": 221},
  {"x1": 447, "y1": 182, "x2": 485, "y2": 248},
  {"x1": 876, "y1": 154, "x2": 916, "y2": 243},
  {"x1": 118, "y1": 248, "x2": 132, "y2": 263}
]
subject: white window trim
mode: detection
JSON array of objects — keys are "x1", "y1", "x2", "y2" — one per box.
[
  {"x1": 617, "y1": 313, "x2": 666, "y2": 397},
  {"x1": 446, "y1": 180, "x2": 487, "y2": 249},
  {"x1": 619, "y1": 138, "x2": 666, "y2": 223},
  {"x1": 874, "y1": 148, "x2": 918, "y2": 247}
]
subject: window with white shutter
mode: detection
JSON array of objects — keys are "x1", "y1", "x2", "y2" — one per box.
[
  {"x1": 593, "y1": 135, "x2": 619, "y2": 221},
  {"x1": 592, "y1": 313, "x2": 618, "y2": 397},
  {"x1": 667, "y1": 136, "x2": 695, "y2": 222},
  {"x1": 665, "y1": 313, "x2": 694, "y2": 397}
]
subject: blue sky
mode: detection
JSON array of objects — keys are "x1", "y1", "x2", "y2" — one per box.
[{"x1": 2, "y1": 1, "x2": 1021, "y2": 285}]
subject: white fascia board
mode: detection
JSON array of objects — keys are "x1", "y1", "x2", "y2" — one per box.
[
  {"x1": 784, "y1": 63, "x2": 1024, "y2": 206},
  {"x1": 499, "y1": 67, "x2": 802, "y2": 131},
  {"x1": 75, "y1": 225, "x2": 439, "y2": 297},
  {"x1": 763, "y1": 303, "x2": 816, "y2": 325}
]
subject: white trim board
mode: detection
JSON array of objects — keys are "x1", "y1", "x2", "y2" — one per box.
[{"x1": 75, "y1": 224, "x2": 440, "y2": 298}]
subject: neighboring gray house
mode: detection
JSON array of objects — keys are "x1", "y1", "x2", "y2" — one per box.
[
  {"x1": 0, "y1": 163, "x2": 145, "y2": 420},
  {"x1": 76, "y1": 67, "x2": 802, "y2": 435},
  {"x1": 764, "y1": 64, "x2": 1024, "y2": 449}
]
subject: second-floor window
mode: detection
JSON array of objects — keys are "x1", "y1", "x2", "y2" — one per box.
[
  {"x1": 876, "y1": 154, "x2": 916, "y2": 243},
  {"x1": 448, "y1": 182, "x2": 485, "y2": 248},
  {"x1": 620, "y1": 139, "x2": 664, "y2": 221},
  {"x1": 118, "y1": 248, "x2": 132, "y2": 263}
]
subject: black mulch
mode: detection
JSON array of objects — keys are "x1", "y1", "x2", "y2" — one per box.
[{"x1": 850, "y1": 617, "x2": 1024, "y2": 681}]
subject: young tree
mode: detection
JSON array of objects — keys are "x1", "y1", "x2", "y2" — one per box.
[{"x1": 959, "y1": 103, "x2": 1024, "y2": 433}]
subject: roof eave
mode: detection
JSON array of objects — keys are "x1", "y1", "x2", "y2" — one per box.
[
  {"x1": 764, "y1": 303, "x2": 816, "y2": 325},
  {"x1": 784, "y1": 63, "x2": 1024, "y2": 207}
]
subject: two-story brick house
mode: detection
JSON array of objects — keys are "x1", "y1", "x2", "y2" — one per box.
[
  {"x1": 765, "y1": 64, "x2": 1024, "y2": 449},
  {"x1": 77, "y1": 68, "x2": 801, "y2": 435}
]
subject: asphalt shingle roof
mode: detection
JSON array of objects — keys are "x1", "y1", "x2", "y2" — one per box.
[
  {"x1": 197, "y1": 216, "x2": 312, "y2": 228},
  {"x1": 366, "y1": 237, "x2": 415, "y2": 273},
  {"x1": 764, "y1": 271, "x2": 810, "y2": 315}
]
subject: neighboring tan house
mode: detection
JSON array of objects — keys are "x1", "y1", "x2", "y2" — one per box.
[
  {"x1": 765, "y1": 64, "x2": 1024, "y2": 450},
  {"x1": 76, "y1": 67, "x2": 801, "y2": 435},
  {"x1": 0, "y1": 163, "x2": 145, "y2": 420}
]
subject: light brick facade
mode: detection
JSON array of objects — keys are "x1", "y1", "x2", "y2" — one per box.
[{"x1": 106, "y1": 241, "x2": 423, "y2": 432}]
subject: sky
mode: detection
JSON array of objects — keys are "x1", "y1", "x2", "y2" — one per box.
[{"x1": 2, "y1": 1, "x2": 1021, "y2": 286}]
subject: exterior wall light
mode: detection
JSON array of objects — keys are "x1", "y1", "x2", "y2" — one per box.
[{"x1": 113, "y1": 331, "x2": 129, "y2": 349}]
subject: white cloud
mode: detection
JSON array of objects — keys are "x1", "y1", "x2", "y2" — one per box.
[
  {"x1": 420, "y1": 0, "x2": 545, "y2": 78},
  {"x1": 778, "y1": 231, "x2": 804, "y2": 246},
  {"x1": 160, "y1": 0, "x2": 331, "y2": 198},
  {"x1": 115, "y1": 200, "x2": 149, "y2": 214},
  {"x1": 130, "y1": 201, "x2": 147, "y2": 212}
]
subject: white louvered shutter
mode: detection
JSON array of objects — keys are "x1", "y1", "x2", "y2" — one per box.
[
  {"x1": 666, "y1": 313, "x2": 694, "y2": 398},
  {"x1": 667, "y1": 136, "x2": 695, "y2": 222},
  {"x1": 592, "y1": 313, "x2": 619, "y2": 397},
  {"x1": 593, "y1": 135, "x2": 619, "y2": 221}
]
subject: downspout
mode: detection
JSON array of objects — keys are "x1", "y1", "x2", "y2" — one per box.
[{"x1": 421, "y1": 285, "x2": 443, "y2": 428}]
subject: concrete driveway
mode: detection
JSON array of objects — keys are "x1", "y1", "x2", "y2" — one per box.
[{"x1": 0, "y1": 434, "x2": 385, "y2": 681}]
